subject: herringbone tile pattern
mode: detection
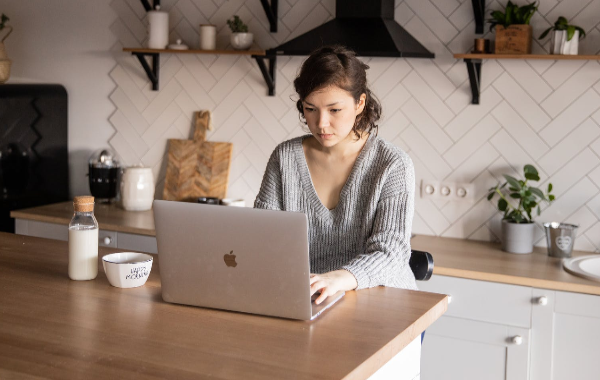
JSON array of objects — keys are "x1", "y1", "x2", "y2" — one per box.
[{"x1": 109, "y1": 0, "x2": 600, "y2": 252}]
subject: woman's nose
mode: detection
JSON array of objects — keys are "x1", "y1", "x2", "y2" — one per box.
[{"x1": 318, "y1": 111, "x2": 329, "y2": 127}]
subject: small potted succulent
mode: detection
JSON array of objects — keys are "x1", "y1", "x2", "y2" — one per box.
[
  {"x1": 227, "y1": 15, "x2": 253, "y2": 50},
  {"x1": 488, "y1": 1, "x2": 538, "y2": 54},
  {"x1": 0, "y1": 13, "x2": 12, "y2": 83},
  {"x1": 539, "y1": 16, "x2": 586, "y2": 55},
  {"x1": 487, "y1": 164, "x2": 555, "y2": 254}
]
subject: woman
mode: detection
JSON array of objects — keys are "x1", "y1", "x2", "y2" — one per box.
[{"x1": 254, "y1": 45, "x2": 416, "y2": 306}]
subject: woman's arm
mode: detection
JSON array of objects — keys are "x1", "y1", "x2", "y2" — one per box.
[
  {"x1": 254, "y1": 147, "x2": 284, "y2": 210},
  {"x1": 342, "y1": 158, "x2": 416, "y2": 290}
]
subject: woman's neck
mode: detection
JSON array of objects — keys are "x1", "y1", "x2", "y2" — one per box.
[{"x1": 311, "y1": 131, "x2": 370, "y2": 159}]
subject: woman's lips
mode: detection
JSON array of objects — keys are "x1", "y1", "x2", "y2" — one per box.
[{"x1": 318, "y1": 133, "x2": 333, "y2": 139}]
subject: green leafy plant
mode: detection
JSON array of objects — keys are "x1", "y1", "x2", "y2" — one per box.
[
  {"x1": 539, "y1": 16, "x2": 586, "y2": 41},
  {"x1": 488, "y1": 1, "x2": 538, "y2": 31},
  {"x1": 0, "y1": 13, "x2": 12, "y2": 41},
  {"x1": 487, "y1": 164, "x2": 555, "y2": 224},
  {"x1": 226, "y1": 15, "x2": 248, "y2": 33}
]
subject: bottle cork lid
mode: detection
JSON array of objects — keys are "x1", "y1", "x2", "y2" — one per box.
[{"x1": 73, "y1": 196, "x2": 95, "y2": 212}]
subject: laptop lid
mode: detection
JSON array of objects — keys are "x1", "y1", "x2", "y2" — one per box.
[{"x1": 153, "y1": 200, "x2": 315, "y2": 320}]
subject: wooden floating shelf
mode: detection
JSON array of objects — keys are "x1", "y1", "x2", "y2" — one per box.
[
  {"x1": 454, "y1": 53, "x2": 600, "y2": 60},
  {"x1": 123, "y1": 48, "x2": 266, "y2": 56},
  {"x1": 454, "y1": 53, "x2": 600, "y2": 104}
]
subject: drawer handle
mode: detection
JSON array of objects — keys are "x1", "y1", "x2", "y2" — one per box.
[
  {"x1": 535, "y1": 296, "x2": 548, "y2": 306},
  {"x1": 511, "y1": 335, "x2": 523, "y2": 345},
  {"x1": 447, "y1": 295, "x2": 452, "y2": 304},
  {"x1": 103, "y1": 236, "x2": 112, "y2": 245}
]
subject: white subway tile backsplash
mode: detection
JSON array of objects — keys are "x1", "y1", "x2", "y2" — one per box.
[{"x1": 107, "y1": 0, "x2": 600, "y2": 250}]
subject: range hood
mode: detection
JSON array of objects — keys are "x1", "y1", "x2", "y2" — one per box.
[{"x1": 267, "y1": 0, "x2": 434, "y2": 58}]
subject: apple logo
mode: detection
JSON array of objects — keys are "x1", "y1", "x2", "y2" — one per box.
[{"x1": 224, "y1": 250, "x2": 237, "y2": 268}]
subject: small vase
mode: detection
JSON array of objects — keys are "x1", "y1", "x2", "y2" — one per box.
[
  {"x1": 551, "y1": 30, "x2": 579, "y2": 55},
  {"x1": 501, "y1": 219, "x2": 535, "y2": 254},
  {"x1": 230, "y1": 33, "x2": 253, "y2": 50}
]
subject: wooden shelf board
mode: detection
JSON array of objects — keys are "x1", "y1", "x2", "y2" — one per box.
[
  {"x1": 454, "y1": 53, "x2": 600, "y2": 60},
  {"x1": 123, "y1": 47, "x2": 266, "y2": 56}
]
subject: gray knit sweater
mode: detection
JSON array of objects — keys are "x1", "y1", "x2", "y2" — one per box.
[{"x1": 254, "y1": 133, "x2": 417, "y2": 291}]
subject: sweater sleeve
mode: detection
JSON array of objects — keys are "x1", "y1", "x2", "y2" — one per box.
[
  {"x1": 342, "y1": 156, "x2": 416, "y2": 290},
  {"x1": 253, "y1": 147, "x2": 284, "y2": 211}
]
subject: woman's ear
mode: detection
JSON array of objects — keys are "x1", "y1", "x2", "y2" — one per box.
[{"x1": 356, "y1": 93, "x2": 367, "y2": 115}]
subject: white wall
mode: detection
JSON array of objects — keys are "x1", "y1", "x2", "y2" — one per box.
[
  {"x1": 5, "y1": 0, "x2": 600, "y2": 252},
  {"x1": 3, "y1": 0, "x2": 117, "y2": 197}
]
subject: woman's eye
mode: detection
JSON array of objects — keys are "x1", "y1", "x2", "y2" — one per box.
[
  {"x1": 304, "y1": 107, "x2": 314, "y2": 112},
  {"x1": 331, "y1": 109, "x2": 342, "y2": 113}
]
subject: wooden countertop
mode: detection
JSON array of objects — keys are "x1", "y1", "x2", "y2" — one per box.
[
  {"x1": 412, "y1": 235, "x2": 600, "y2": 296},
  {"x1": 11, "y1": 201, "x2": 156, "y2": 236},
  {"x1": 12, "y1": 202, "x2": 600, "y2": 295},
  {"x1": 0, "y1": 232, "x2": 447, "y2": 380}
]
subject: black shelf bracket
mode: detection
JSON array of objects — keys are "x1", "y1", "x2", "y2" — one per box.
[
  {"x1": 259, "y1": 0, "x2": 278, "y2": 32},
  {"x1": 471, "y1": 0, "x2": 485, "y2": 34},
  {"x1": 464, "y1": 58, "x2": 482, "y2": 105},
  {"x1": 132, "y1": 52, "x2": 160, "y2": 91},
  {"x1": 140, "y1": 0, "x2": 160, "y2": 11},
  {"x1": 253, "y1": 55, "x2": 277, "y2": 96}
]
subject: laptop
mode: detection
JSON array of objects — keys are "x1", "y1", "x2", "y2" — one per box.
[{"x1": 153, "y1": 200, "x2": 345, "y2": 320}]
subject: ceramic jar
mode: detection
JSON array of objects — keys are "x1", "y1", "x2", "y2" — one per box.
[{"x1": 121, "y1": 167, "x2": 155, "y2": 211}]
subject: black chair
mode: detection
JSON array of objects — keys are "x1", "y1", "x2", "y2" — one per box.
[{"x1": 409, "y1": 250, "x2": 434, "y2": 281}]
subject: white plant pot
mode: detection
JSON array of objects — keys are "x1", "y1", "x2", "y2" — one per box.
[
  {"x1": 551, "y1": 30, "x2": 579, "y2": 55},
  {"x1": 230, "y1": 33, "x2": 253, "y2": 50},
  {"x1": 501, "y1": 219, "x2": 535, "y2": 254}
]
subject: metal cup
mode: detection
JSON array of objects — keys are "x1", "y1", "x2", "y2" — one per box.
[{"x1": 543, "y1": 222, "x2": 578, "y2": 258}]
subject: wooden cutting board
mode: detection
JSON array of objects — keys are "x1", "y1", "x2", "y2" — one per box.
[{"x1": 162, "y1": 111, "x2": 233, "y2": 201}]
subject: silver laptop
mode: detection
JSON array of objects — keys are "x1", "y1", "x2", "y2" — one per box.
[{"x1": 153, "y1": 200, "x2": 344, "y2": 320}]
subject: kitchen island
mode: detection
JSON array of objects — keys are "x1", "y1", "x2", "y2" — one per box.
[{"x1": 0, "y1": 232, "x2": 447, "y2": 380}]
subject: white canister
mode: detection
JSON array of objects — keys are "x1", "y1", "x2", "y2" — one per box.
[
  {"x1": 199, "y1": 24, "x2": 217, "y2": 50},
  {"x1": 147, "y1": 6, "x2": 169, "y2": 49},
  {"x1": 121, "y1": 167, "x2": 155, "y2": 211}
]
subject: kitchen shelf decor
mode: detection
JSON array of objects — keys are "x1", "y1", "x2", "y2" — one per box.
[
  {"x1": 127, "y1": 0, "x2": 278, "y2": 94},
  {"x1": 454, "y1": 53, "x2": 600, "y2": 104}
]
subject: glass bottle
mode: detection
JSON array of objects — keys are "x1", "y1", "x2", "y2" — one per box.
[{"x1": 68, "y1": 196, "x2": 99, "y2": 280}]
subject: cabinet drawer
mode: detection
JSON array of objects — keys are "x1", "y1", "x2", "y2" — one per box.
[
  {"x1": 419, "y1": 275, "x2": 533, "y2": 328},
  {"x1": 117, "y1": 232, "x2": 157, "y2": 254},
  {"x1": 98, "y1": 230, "x2": 117, "y2": 248}
]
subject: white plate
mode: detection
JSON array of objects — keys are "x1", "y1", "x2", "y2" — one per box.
[{"x1": 563, "y1": 255, "x2": 600, "y2": 282}]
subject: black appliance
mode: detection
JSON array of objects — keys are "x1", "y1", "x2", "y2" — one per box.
[
  {"x1": 0, "y1": 84, "x2": 69, "y2": 232},
  {"x1": 267, "y1": 0, "x2": 434, "y2": 58},
  {"x1": 88, "y1": 149, "x2": 120, "y2": 202}
]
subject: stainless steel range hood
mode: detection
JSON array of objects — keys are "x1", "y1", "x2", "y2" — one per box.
[{"x1": 267, "y1": 0, "x2": 434, "y2": 58}]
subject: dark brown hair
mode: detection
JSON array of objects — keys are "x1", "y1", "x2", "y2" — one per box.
[{"x1": 293, "y1": 45, "x2": 382, "y2": 139}]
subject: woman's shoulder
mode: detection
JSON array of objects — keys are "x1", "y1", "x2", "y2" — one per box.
[
  {"x1": 370, "y1": 134, "x2": 414, "y2": 171},
  {"x1": 268, "y1": 134, "x2": 309, "y2": 162}
]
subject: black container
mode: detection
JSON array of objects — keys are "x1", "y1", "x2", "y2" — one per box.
[{"x1": 88, "y1": 149, "x2": 120, "y2": 202}]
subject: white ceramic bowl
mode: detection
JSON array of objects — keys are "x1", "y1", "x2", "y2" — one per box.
[{"x1": 102, "y1": 252, "x2": 153, "y2": 288}]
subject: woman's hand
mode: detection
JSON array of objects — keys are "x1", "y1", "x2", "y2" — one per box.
[{"x1": 310, "y1": 270, "x2": 358, "y2": 305}]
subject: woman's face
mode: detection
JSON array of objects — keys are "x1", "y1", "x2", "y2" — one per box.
[{"x1": 302, "y1": 86, "x2": 366, "y2": 148}]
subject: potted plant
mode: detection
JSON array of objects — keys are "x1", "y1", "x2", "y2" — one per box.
[
  {"x1": 488, "y1": 1, "x2": 538, "y2": 54},
  {"x1": 0, "y1": 13, "x2": 11, "y2": 83},
  {"x1": 539, "y1": 16, "x2": 586, "y2": 55},
  {"x1": 487, "y1": 164, "x2": 555, "y2": 254},
  {"x1": 226, "y1": 15, "x2": 253, "y2": 50}
]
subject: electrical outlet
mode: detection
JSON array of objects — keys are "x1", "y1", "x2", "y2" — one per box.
[{"x1": 420, "y1": 180, "x2": 475, "y2": 202}]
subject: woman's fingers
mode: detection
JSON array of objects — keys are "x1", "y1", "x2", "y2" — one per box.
[
  {"x1": 315, "y1": 290, "x2": 329, "y2": 305},
  {"x1": 310, "y1": 280, "x2": 326, "y2": 296}
]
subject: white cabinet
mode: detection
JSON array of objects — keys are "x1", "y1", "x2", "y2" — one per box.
[
  {"x1": 420, "y1": 275, "x2": 600, "y2": 380},
  {"x1": 530, "y1": 289, "x2": 600, "y2": 380},
  {"x1": 419, "y1": 276, "x2": 531, "y2": 380},
  {"x1": 14, "y1": 219, "x2": 157, "y2": 253}
]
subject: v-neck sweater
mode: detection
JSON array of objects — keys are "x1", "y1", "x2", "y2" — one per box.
[{"x1": 254, "y1": 133, "x2": 417, "y2": 291}]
